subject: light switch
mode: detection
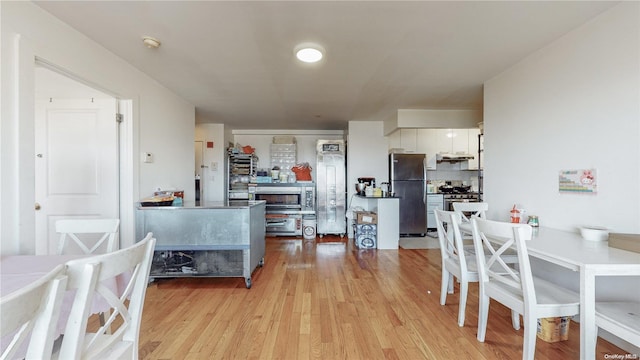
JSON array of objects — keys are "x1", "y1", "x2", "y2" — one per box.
[{"x1": 142, "y1": 152, "x2": 154, "y2": 163}]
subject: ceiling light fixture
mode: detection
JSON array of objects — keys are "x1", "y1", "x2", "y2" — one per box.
[
  {"x1": 142, "y1": 36, "x2": 161, "y2": 49},
  {"x1": 294, "y1": 43, "x2": 324, "y2": 63}
]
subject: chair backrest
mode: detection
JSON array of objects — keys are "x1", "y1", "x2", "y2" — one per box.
[
  {"x1": 58, "y1": 233, "x2": 156, "y2": 359},
  {"x1": 434, "y1": 209, "x2": 468, "y2": 272},
  {"x1": 470, "y1": 218, "x2": 534, "y2": 303},
  {"x1": 56, "y1": 219, "x2": 120, "y2": 255},
  {"x1": 452, "y1": 202, "x2": 489, "y2": 223},
  {"x1": 1, "y1": 264, "x2": 68, "y2": 360}
]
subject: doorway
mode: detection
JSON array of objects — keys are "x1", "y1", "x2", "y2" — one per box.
[{"x1": 34, "y1": 66, "x2": 120, "y2": 254}]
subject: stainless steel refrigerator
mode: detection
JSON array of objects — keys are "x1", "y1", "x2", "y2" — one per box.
[{"x1": 389, "y1": 153, "x2": 427, "y2": 236}]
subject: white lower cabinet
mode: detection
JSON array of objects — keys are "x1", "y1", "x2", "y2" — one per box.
[{"x1": 426, "y1": 194, "x2": 444, "y2": 229}]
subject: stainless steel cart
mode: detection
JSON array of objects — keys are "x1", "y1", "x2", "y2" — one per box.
[{"x1": 135, "y1": 200, "x2": 265, "y2": 288}]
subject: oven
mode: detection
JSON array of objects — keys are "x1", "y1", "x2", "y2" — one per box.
[
  {"x1": 252, "y1": 184, "x2": 315, "y2": 236},
  {"x1": 252, "y1": 185, "x2": 315, "y2": 213},
  {"x1": 443, "y1": 193, "x2": 480, "y2": 211},
  {"x1": 265, "y1": 212, "x2": 302, "y2": 236}
]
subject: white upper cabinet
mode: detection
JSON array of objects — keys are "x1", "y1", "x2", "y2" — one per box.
[
  {"x1": 467, "y1": 128, "x2": 481, "y2": 170},
  {"x1": 400, "y1": 129, "x2": 417, "y2": 152},
  {"x1": 436, "y1": 129, "x2": 468, "y2": 154},
  {"x1": 416, "y1": 129, "x2": 438, "y2": 169},
  {"x1": 451, "y1": 129, "x2": 468, "y2": 154},
  {"x1": 388, "y1": 128, "x2": 481, "y2": 170},
  {"x1": 388, "y1": 130, "x2": 402, "y2": 150}
]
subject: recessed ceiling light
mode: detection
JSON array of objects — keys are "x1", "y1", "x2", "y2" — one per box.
[
  {"x1": 142, "y1": 36, "x2": 161, "y2": 49},
  {"x1": 294, "y1": 43, "x2": 324, "y2": 63}
]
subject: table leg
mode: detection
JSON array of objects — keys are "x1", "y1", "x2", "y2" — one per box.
[{"x1": 580, "y1": 265, "x2": 596, "y2": 360}]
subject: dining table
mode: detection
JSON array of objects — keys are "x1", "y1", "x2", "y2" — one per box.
[
  {"x1": 526, "y1": 227, "x2": 640, "y2": 359},
  {"x1": 0, "y1": 254, "x2": 126, "y2": 357},
  {"x1": 459, "y1": 222, "x2": 640, "y2": 359}
]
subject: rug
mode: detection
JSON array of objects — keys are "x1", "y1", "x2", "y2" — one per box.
[{"x1": 399, "y1": 235, "x2": 440, "y2": 249}]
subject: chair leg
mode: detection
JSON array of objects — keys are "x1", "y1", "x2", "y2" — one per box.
[
  {"x1": 522, "y1": 315, "x2": 537, "y2": 360},
  {"x1": 511, "y1": 310, "x2": 521, "y2": 330},
  {"x1": 440, "y1": 270, "x2": 450, "y2": 305},
  {"x1": 477, "y1": 293, "x2": 489, "y2": 342},
  {"x1": 458, "y1": 279, "x2": 468, "y2": 327}
]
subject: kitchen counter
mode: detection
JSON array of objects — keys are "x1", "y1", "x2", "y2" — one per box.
[
  {"x1": 351, "y1": 195, "x2": 399, "y2": 249},
  {"x1": 354, "y1": 195, "x2": 400, "y2": 199}
]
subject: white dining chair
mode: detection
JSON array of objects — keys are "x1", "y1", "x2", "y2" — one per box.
[
  {"x1": 434, "y1": 209, "x2": 478, "y2": 327},
  {"x1": 471, "y1": 217, "x2": 580, "y2": 360},
  {"x1": 56, "y1": 232, "x2": 156, "y2": 360},
  {"x1": 56, "y1": 219, "x2": 120, "y2": 255},
  {"x1": 452, "y1": 201, "x2": 488, "y2": 224},
  {"x1": 1, "y1": 264, "x2": 68, "y2": 360}
]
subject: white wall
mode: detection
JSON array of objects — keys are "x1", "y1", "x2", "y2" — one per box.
[
  {"x1": 484, "y1": 4, "x2": 640, "y2": 351},
  {"x1": 484, "y1": 2, "x2": 640, "y2": 233},
  {"x1": 195, "y1": 123, "x2": 226, "y2": 202},
  {"x1": 347, "y1": 121, "x2": 390, "y2": 236},
  {"x1": 1, "y1": 2, "x2": 195, "y2": 252}
]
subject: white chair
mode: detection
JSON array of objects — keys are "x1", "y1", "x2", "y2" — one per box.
[
  {"x1": 56, "y1": 219, "x2": 120, "y2": 255},
  {"x1": 471, "y1": 217, "x2": 580, "y2": 360},
  {"x1": 452, "y1": 202, "x2": 488, "y2": 224},
  {"x1": 57, "y1": 233, "x2": 156, "y2": 360},
  {"x1": 1, "y1": 264, "x2": 68, "y2": 360},
  {"x1": 434, "y1": 209, "x2": 478, "y2": 327}
]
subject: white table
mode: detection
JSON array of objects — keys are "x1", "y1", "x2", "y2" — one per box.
[
  {"x1": 525, "y1": 227, "x2": 640, "y2": 359},
  {"x1": 458, "y1": 223, "x2": 640, "y2": 359},
  {"x1": 1, "y1": 255, "x2": 124, "y2": 356}
]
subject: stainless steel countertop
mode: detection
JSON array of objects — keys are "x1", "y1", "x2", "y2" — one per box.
[{"x1": 137, "y1": 200, "x2": 266, "y2": 209}]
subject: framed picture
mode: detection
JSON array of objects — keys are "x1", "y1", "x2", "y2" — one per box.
[{"x1": 559, "y1": 169, "x2": 597, "y2": 194}]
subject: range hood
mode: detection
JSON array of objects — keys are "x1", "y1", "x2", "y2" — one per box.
[{"x1": 436, "y1": 152, "x2": 475, "y2": 163}]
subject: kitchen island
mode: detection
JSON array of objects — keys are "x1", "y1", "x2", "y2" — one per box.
[{"x1": 135, "y1": 200, "x2": 265, "y2": 288}]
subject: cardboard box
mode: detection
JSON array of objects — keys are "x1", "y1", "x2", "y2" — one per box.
[
  {"x1": 355, "y1": 211, "x2": 378, "y2": 224},
  {"x1": 537, "y1": 317, "x2": 570, "y2": 342},
  {"x1": 608, "y1": 233, "x2": 640, "y2": 254}
]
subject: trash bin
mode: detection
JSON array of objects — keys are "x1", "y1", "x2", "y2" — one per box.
[{"x1": 303, "y1": 215, "x2": 316, "y2": 240}]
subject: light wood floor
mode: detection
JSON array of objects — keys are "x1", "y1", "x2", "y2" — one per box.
[{"x1": 136, "y1": 235, "x2": 626, "y2": 359}]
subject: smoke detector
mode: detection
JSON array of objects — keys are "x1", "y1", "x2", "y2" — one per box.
[{"x1": 142, "y1": 36, "x2": 161, "y2": 49}]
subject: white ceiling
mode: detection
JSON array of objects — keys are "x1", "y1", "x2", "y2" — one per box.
[{"x1": 34, "y1": 1, "x2": 617, "y2": 130}]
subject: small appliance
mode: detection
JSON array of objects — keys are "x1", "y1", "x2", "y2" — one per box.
[{"x1": 356, "y1": 177, "x2": 376, "y2": 196}]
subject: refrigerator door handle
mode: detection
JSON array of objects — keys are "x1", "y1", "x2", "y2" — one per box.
[{"x1": 423, "y1": 158, "x2": 427, "y2": 204}]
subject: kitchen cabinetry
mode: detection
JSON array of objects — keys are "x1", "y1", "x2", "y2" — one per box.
[
  {"x1": 228, "y1": 153, "x2": 257, "y2": 202},
  {"x1": 426, "y1": 194, "x2": 444, "y2": 229},
  {"x1": 388, "y1": 129, "x2": 418, "y2": 153},
  {"x1": 387, "y1": 128, "x2": 481, "y2": 170},
  {"x1": 400, "y1": 129, "x2": 417, "y2": 152},
  {"x1": 135, "y1": 201, "x2": 266, "y2": 288},
  {"x1": 436, "y1": 129, "x2": 468, "y2": 154},
  {"x1": 467, "y1": 128, "x2": 481, "y2": 170},
  {"x1": 416, "y1": 129, "x2": 438, "y2": 169}
]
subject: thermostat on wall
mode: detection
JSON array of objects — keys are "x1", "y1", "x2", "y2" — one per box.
[{"x1": 142, "y1": 152, "x2": 154, "y2": 163}]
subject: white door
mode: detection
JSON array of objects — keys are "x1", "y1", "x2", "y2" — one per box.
[{"x1": 35, "y1": 98, "x2": 119, "y2": 254}]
